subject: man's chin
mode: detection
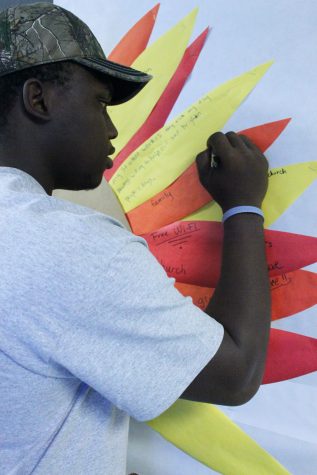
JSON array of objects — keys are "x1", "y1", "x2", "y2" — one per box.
[{"x1": 55, "y1": 173, "x2": 104, "y2": 192}]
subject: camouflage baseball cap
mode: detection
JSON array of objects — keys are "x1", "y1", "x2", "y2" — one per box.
[{"x1": 0, "y1": 2, "x2": 152, "y2": 104}]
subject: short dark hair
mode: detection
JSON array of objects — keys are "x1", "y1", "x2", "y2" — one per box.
[{"x1": 0, "y1": 61, "x2": 75, "y2": 129}]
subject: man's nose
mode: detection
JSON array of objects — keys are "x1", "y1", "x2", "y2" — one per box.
[{"x1": 107, "y1": 113, "x2": 118, "y2": 140}]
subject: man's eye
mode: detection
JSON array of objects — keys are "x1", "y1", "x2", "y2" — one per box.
[{"x1": 99, "y1": 100, "x2": 110, "y2": 113}]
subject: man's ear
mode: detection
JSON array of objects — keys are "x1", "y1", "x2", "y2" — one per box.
[{"x1": 22, "y1": 78, "x2": 52, "y2": 122}]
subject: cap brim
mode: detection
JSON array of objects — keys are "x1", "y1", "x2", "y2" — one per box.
[{"x1": 73, "y1": 57, "x2": 152, "y2": 105}]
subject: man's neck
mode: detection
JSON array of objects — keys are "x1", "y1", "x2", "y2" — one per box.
[{"x1": 0, "y1": 145, "x2": 54, "y2": 195}]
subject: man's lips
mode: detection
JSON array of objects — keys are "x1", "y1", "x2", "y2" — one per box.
[
  {"x1": 105, "y1": 156, "x2": 113, "y2": 169},
  {"x1": 108, "y1": 145, "x2": 116, "y2": 156},
  {"x1": 104, "y1": 145, "x2": 115, "y2": 169}
]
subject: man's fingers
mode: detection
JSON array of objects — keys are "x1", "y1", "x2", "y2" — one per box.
[
  {"x1": 206, "y1": 132, "x2": 235, "y2": 167},
  {"x1": 208, "y1": 131, "x2": 245, "y2": 150},
  {"x1": 196, "y1": 149, "x2": 215, "y2": 188},
  {"x1": 239, "y1": 134, "x2": 261, "y2": 153},
  {"x1": 196, "y1": 150, "x2": 210, "y2": 171},
  {"x1": 225, "y1": 131, "x2": 248, "y2": 149},
  {"x1": 206, "y1": 131, "x2": 268, "y2": 169},
  {"x1": 207, "y1": 132, "x2": 230, "y2": 155},
  {"x1": 239, "y1": 134, "x2": 269, "y2": 168},
  {"x1": 208, "y1": 132, "x2": 259, "y2": 154}
]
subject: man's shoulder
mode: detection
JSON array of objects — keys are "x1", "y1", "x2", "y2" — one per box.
[
  {"x1": 0, "y1": 168, "x2": 146, "y2": 267},
  {"x1": 46, "y1": 194, "x2": 126, "y2": 236},
  {"x1": 30, "y1": 194, "x2": 136, "y2": 258}
]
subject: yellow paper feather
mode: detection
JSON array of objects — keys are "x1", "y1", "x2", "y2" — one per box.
[
  {"x1": 110, "y1": 61, "x2": 273, "y2": 212},
  {"x1": 147, "y1": 399, "x2": 290, "y2": 475},
  {"x1": 109, "y1": 8, "x2": 198, "y2": 158},
  {"x1": 183, "y1": 161, "x2": 317, "y2": 226}
]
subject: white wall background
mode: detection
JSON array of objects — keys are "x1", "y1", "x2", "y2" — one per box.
[{"x1": 56, "y1": 1, "x2": 317, "y2": 474}]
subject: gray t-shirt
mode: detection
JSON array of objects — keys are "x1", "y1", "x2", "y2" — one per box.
[{"x1": 0, "y1": 168, "x2": 224, "y2": 475}]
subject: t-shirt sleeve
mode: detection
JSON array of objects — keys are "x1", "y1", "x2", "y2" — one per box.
[{"x1": 53, "y1": 231, "x2": 224, "y2": 422}]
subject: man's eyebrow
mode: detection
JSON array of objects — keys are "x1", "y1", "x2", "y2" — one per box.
[{"x1": 98, "y1": 94, "x2": 112, "y2": 104}]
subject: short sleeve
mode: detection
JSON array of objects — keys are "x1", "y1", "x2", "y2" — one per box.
[{"x1": 53, "y1": 234, "x2": 224, "y2": 422}]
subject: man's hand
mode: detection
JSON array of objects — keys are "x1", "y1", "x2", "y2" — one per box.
[
  {"x1": 196, "y1": 131, "x2": 268, "y2": 212},
  {"x1": 181, "y1": 131, "x2": 271, "y2": 406}
]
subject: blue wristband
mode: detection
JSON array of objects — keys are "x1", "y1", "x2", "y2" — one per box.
[{"x1": 222, "y1": 206, "x2": 264, "y2": 223}]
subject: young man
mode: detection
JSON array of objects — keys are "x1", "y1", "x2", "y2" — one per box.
[{"x1": 0, "y1": 3, "x2": 270, "y2": 474}]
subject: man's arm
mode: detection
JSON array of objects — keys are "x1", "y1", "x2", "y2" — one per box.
[{"x1": 181, "y1": 132, "x2": 271, "y2": 405}]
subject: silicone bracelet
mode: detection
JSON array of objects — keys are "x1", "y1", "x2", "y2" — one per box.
[{"x1": 222, "y1": 206, "x2": 264, "y2": 223}]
